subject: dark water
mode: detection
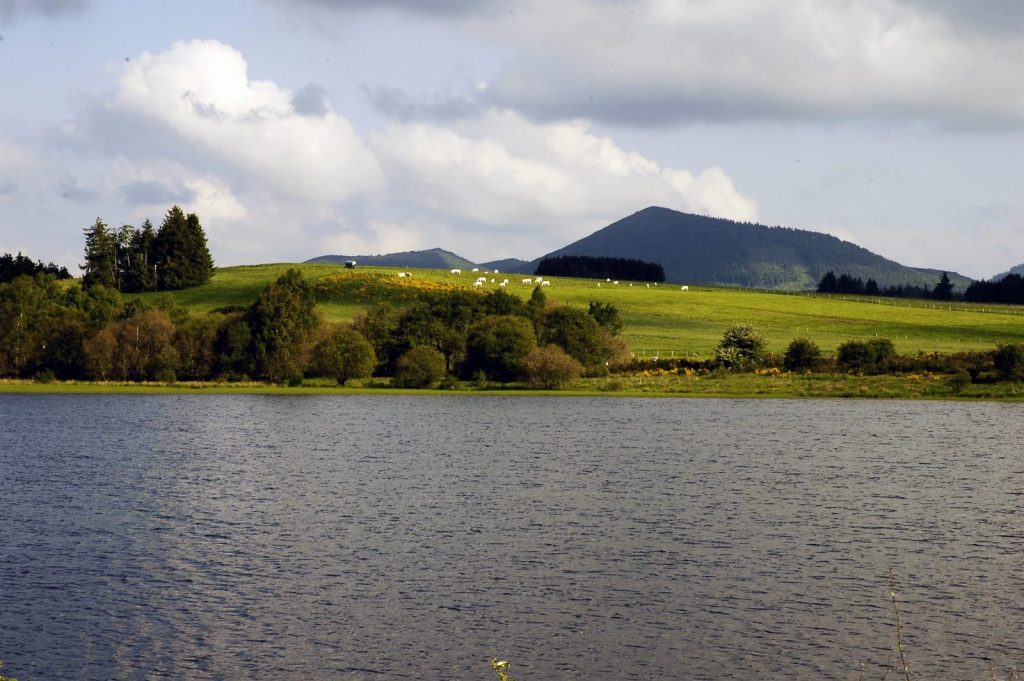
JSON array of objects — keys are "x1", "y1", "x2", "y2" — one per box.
[{"x1": 1, "y1": 395, "x2": 1022, "y2": 680}]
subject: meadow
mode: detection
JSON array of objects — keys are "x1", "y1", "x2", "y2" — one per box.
[{"x1": 131, "y1": 262, "x2": 1024, "y2": 359}]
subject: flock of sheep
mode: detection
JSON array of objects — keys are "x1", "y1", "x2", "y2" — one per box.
[{"x1": 394, "y1": 267, "x2": 690, "y2": 291}]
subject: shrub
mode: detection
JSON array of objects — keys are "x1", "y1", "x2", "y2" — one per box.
[
  {"x1": 948, "y1": 369, "x2": 971, "y2": 394},
  {"x1": 837, "y1": 338, "x2": 897, "y2": 375},
  {"x1": 993, "y1": 342, "x2": 1024, "y2": 380},
  {"x1": 715, "y1": 323, "x2": 767, "y2": 370},
  {"x1": 464, "y1": 315, "x2": 537, "y2": 382},
  {"x1": 393, "y1": 346, "x2": 447, "y2": 388},
  {"x1": 522, "y1": 345, "x2": 584, "y2": 389},
  {"x1": 783, "y1": 338, "x2": 822, "y2": 372}
]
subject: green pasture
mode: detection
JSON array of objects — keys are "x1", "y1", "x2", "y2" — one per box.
[{"x1": 131, "y1": 262, "x2": 1024, "y2": 358}]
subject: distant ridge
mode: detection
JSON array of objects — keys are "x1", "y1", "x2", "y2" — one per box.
[
  {"x1": 533, "y1": 207, "x2": 972, "y2": 290},
  {"x1": 990, "y1": 263, "x2": 1024, "y2": 282},
  {"x1": 307, "y1": 248, "x2": 475, "y2": 270}
]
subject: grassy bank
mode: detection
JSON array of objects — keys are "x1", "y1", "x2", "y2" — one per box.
[
  {"x1": 129, "y1": 263, "x2": 1024, "y2": 358},
  {"x1": 5, "y1": 374, "x2": 1023, "y2": 400}
]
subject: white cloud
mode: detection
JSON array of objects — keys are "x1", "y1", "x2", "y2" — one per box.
[
  {"x1": 371, "y1": 110, "x2": 757, "y2": 254},
  {"x1": 115, "y1": 39, "x2": 385, "y2": 203}
]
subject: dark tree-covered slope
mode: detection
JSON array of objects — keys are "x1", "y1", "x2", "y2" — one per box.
[{"x1": 533, "y1": 207, "x2": 972, "y2": 290}]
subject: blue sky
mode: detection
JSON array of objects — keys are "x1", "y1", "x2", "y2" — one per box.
[{"x1": 1, "y1": 0, "x2": 1022, "y2": 278}]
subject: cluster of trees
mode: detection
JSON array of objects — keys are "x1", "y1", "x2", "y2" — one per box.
[
  {"x1": 0, "y1": 269, "x2": 628, "y2": 389},
  {"x1": 536, "y1": 255, "x2": 665, "y2": 282},
  {"x1": 963, "y1": 274, "x2": 1024, "y2": 305},
  {"x1": 0, "y1": 252, "x2": 71, "y2": 284},
  {"x1": 81, "y1": 206, "x2": 214, "y2": 292},
  {"x1": 817, "y1": 271, "x2": 955, "y2": 300}
]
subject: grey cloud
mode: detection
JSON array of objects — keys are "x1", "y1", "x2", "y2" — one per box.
[
  {"x1": 277, "y1": 0, "x2": 497, "y2": 17},
  {"x1": 0, "y1": 0, "x2": 88, "y2": 22},
  {"x1": 903, "y1": 0, "x2": 1024, "y2": 33},
  {"x1": 364, "y1": 84, "x2": 482, "y2": 122},
  {"x1": 121, "y1": 180, "x2": 197, "y2": 206},
  {"x1": 292, "y1": 83, "x2": 329, "y2": 116},
  {"x1": 0, "y1": 180, "x2": 16, "y2": 195},
  {"x1": 57, "y1": 178, "x2": 97, "y2": 202}
]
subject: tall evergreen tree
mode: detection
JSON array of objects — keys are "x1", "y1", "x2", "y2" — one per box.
[
  {"x1": 81, "y1": 218, "x2": 118, "y2": 289},
  {"x1": 932, "y1": 272, "x2": 954, "y2": 300},
  {"x1": 155, "y1": 206, "x2": 214, "y2": 290}
]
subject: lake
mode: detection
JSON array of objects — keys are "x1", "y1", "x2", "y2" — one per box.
[{"x1": 1, "y1": 395, "x2": 1022, "y2": 680}]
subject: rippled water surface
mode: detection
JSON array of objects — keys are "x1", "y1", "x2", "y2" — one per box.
[{"x1": 2, "y1": 395, "x2": 1023, "y2": 680}]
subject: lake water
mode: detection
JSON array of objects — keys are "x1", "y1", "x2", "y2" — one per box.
[{"x1": 1, "y1": 395, "x2": 1022, "y2": 680}]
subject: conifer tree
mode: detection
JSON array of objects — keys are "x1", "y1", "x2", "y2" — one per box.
[{"x1": 81, "y1": 218, "x2": 118, "y2": 289}]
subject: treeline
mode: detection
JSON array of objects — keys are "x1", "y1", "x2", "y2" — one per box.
[
  {"x1": 82, "y1": 205, "x2": 214, "y2": 292},
  {"x1": 536, "y1": 255, "x2": 665, "y2": 282},
  {"x1": 817, "y1": 270, "x2": 955, "y2": 300},
  {"x1": 0, "y1": 252, "x2": 71, "y2": 284},
  {"x1": 963, "y1": 274, "x2": 1024, "y2": 305},
  {"x1": 0, "y1": 270, "x2": 628, "y2": 388}
]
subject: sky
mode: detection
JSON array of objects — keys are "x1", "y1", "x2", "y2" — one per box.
[{"x1": 1, "y1": 0, "x2": 1022, "y2": 279}]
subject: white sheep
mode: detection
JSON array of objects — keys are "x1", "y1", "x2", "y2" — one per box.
[
  {"x1": 541, "y1": 280, "x2": 550, "y2": 287},
  {"x1": 450, "y1": 269, "x2": 462, "y2": 275},
  {"x1": 471, "y1": 267, "x2": 479, "y2": 272},
  {"x1": 473, "y1": 280, "x2": 483, "y2": 288},
  {"x1": 522, "y1": 278, "x2": 532, "y2": 284},
  {"x1": 680, "y1": 285, "x2": 689, "y2": 291},
  {"x1": 499, "y1": 281, "x2": 507, "y2": 288}
]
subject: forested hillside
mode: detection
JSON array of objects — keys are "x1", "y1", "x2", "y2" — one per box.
[{"x1": 535, "y1": 207, "x2": 972, "y2": 290}]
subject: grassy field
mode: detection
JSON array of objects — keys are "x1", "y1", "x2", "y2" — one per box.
[{"x1": 129, "y1": 262, "x2": 1024, "y2": 358}]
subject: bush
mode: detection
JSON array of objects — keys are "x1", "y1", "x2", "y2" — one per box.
[
  {"x1": 837, "y1": 338, "x2": 897, "y2": 375},
  {"x1": 715, "y1": 323, "x2": 767, "y2": 370},
  {"x1": 783, "y1": 338, "x2": 822, "y2": 372},
  {"x1": 993, "y1": 342, "x2": 1024, "y2": 380},
  {"x1": 522, "y1": 345, "x2": 584, "y2": 389},
  {"x1": 393, "y1": 346, "x2": 447, "y2": 388},
  {"x1": 464, "y1": 315, "x2": 537, "y2": 382},
  {"x1": 948, "y1": 369, "x2": 971, "y2": 394}
]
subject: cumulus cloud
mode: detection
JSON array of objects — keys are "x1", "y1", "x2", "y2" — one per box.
[
  {"x1": 370, "y1": 109, "x2": 757, "y2": 254},
  {"x1": 115, "y1": 39, "x2": 385, "y2": 203}
]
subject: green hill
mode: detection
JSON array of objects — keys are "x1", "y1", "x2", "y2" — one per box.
[
  {"x1": 533, "y1": 206, "x2": 972, "y2": 291},
  {"x1": 138, "y1": 263, "x2": 1024, "y2": 358}
]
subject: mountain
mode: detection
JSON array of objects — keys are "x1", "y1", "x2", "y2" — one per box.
[
  {"x1": 989, "y1": 263, "x2": 1024, "y2": 281},
  {"x1": 307, "y1": 248, "x2": 476, "y2": 270},
  {"x1": 533, "y1": 207, "x2": 972, "y2": 291},
  {"x1": 479, "y1": 257, "x2": 532, "y2": 273}
]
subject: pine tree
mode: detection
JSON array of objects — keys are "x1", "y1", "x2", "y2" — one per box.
[
  {"x1": 932, "y1": 272, "x2": 954, "y2": 300},
  {"x1": 155, "y1": 206, "x2": 214, "y2": 290},
  {"x1": 81, "y1": 218, "x2": 118, "y2": 290}
]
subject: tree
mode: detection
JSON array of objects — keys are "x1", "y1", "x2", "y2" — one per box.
[
  {"x1": 715, "y1": 323, "x2": 767, "y2": 370},
  {"x1": 588, "y1": 301, "x2": 624, "y2": 336},
  {"x1": 932, "y1": 271, "x2": 954, "y2": 301},
  {"x1": 311, "y1": 326, "x2": 376, "y2": 384},
  {"x1": 817, "y1": 271, "x2": 838, "y2": 293},
  {"x1": 783, "y1": 337, "x2": 822, "y2": 372},
  {"x1": 542, "y1": 306, "x2": 606, "y2": 367},
  {"x1": 464, "y1": 315, "x2": 537, "y2": 381},
  {"x1": 81, "y1": 218, "x2": 118, "y2": 289},
  {"x1": 246, "y1": 269, "x2": 320, "y2": 382},
  {"x1": 522, "y1": 345, "x2": 583, "y2": 389},
  {"x1": 393, "y1": 346, "x2": 447, "y2": 388},
  {"x1": 155, "y1": 206, "x2": 214, "y2": 290}
]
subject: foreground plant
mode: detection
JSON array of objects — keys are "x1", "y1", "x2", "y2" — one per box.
[{"x1": 490, "y1": 657, "x2": 517, "y2": 681}]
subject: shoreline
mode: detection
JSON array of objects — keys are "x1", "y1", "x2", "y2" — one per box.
[{"x1": 3, "y1": 374, "x2": 1023, "y2": 400}]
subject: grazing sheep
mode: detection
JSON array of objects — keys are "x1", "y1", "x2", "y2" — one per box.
[
  {"x1": 397, "y1": 272, "x2": 407, "y2": 278},
  {"x1": 522, "y1": 278, "x2": 532, "y2": 284},
  {"x1": 681, "y1": 285, "x2": 689, "y2": 291},
  {"x1": 471, "y1": 267, "x2": 479, "y2": 272},
  {"x1": 451, "y1": 269, "x2": 462, "y2": 275},
  {"x1": 541, "y1": 280, "x2": 550, "y2": 287},
  {"x1": 473, "y1": 280, "x2": 483, "y2": 287},
  {"x1": 613, "y1": 281, "x2": 619, "y2": 285},
  {"x1": 499, "y1": 281, "x2": 506, "y2": 288}
]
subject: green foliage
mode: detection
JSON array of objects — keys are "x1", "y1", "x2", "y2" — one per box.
[
  {"x1": 522, "y1": 345, "x2": 583, "y2": 389},
  {"x1": 82, "y1": 308, "x2": 179, "y2": 381},
  {"x1": 82, "y1": 218, "x2": 119, "y2": 289},
  {"x1": 542, "y1": 306, "x2": 605, "y2": 367},
  {"x1": 783, "y1": 337, "x2": 822, "y2": 372},
  {"x1": 993, "y1": 342, "x2": 1024, "y2": 380},
  {"x1": 155, "y1": 206, "x2": 215, "y2": 290},
  {"x1": 837, "y1": 338, "x2": 897, "y2": 375},
  {"x1": 393, "y1": 345, "x2": 447, "y2": 388},
  {"x1": 0, "y1": 273, "x2": 67, "y2": 377},
  {"x1": 715, "y1": 323, "x2": 767, "y2": 370},
  {"x1": 246, "y1": 269, "x2": 320, "y2": 382},
  {"x1": 311, "y1": 326, "x2": 376, "y2": 384},
  {"x1": 588, "y1": 300, "x2": 624, "y2": 335},
  {"x1": 464, "y1": 314, "x2": 537, "y2": 382},
  {"x1": 932, "y1": 271, "x2": 954, "y2": 301}
]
